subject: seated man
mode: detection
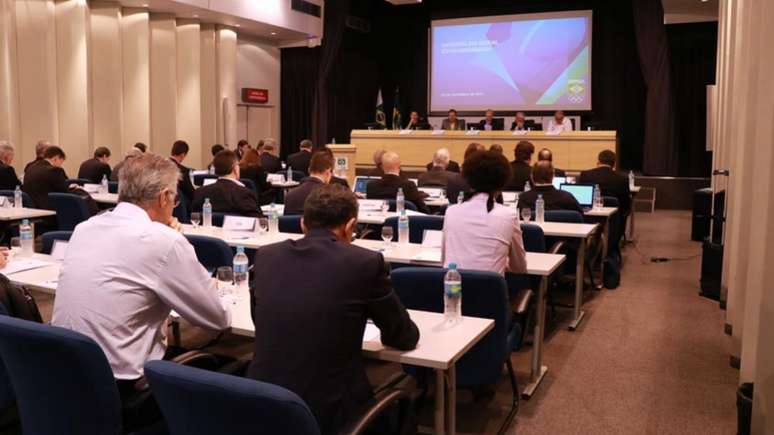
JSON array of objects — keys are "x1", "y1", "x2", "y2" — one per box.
[
  {"x1": 579, "y1": 149, "x2": 631, "y2": 217},
  {"x1": 547, "y1": 110, "x2": 573, "y2": 133},
  {"x1": 287, "y1": 139, "x2": 313, "y2": 175},
  {"x1": 504, "y1": 141, "x2": 535, "y2": 192},
  {"x1": 424, "y1": 147, "x2": 460, "y2": 173},
  {"x1": 478, "y1": 109, "x2": 504, "y2": 131},
  {"x1": 52, "y1": 152, "x2": 230, "y2": 409},
  {"x1": 207, "y1": 144, "x2": 225, "y2": 172},
  {"x1": 236, "y1": 139, "x2": 251, "y2": 161},
  {"x1": 418, "y1": 148, "x2": 454, "y2": 188},
  {"x1": 23, "y1": 140, "x2": 51, "y2": 173},
  {"x1": 517, "y1": 161, "x2": 583, "y2": 215},
  {"x1": 366, "y1": 151, "x2": 429, "y2": 213},
  {"x1": 111, "y1": 148, "x2": 142, "y2": 182},
  {"x1": 248, "y1": 185, "x2": 419, "y2": 435},
  {"x1": 284, "y1": 151, "x2": 333, "y2": 215},
  {"x1": 192, "y1": 150, "x2": 263, "y2": 218},
  {"x1": 78, "y1": 147, "x2": 112, "y2": 183},
  {"x1": 259, "y1": 139, "x2": 282, "y2": 173},
  {"x1": 441, "y1": 108, "x2": 466, "y2": 131},
  {"x1": 0, "y1": 141, "x2": 21, "y2": 190},
  {"x1": 404, "y1": 111, "x2": 430, "y2": 130},
  {"x1": 537, "y1": 148, "x2": 566, "y2": 177},
  {"x1": 22, "y1": 145, "x2": 70, "y2": 210},
  {"x1": 170, "y1": 140, "x2": 195, "y2": 208}
]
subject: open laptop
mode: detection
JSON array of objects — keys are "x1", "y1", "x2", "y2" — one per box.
[
  {"x1": 353, "y1": 176, "x2": 378, "y2": 194},
  {"x1": 560, "y1": 183, "x2": 594, "y2": 210},
  {"x1": 552, "y1": 176, "x2": 567, "y2": 189}
]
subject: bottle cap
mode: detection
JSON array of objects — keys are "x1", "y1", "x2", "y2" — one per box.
[
  {"x1": 448, "y1": 263, "x2": 457, "y2": 270},
  {"x1": 204, "y1": 198, "x2": 210, "y2": 203},
  {"x1": 22, "y1": 219, "x2": 28, "y2": 225},
  {"x1": 236, "y1": 246, "x2": 245, "y2": 253}
]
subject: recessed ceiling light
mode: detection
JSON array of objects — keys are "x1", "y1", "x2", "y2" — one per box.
[
  {"x1": 142, "y1": 3, "x2": 149, "y2": 7},
  {"x1": 235, "y1": 24, "x2": 241, "y2": 27},
  {"x1": 193, "y1": 14, "x2": 198, "y2": 18},
  {"x1": 270, "y1": 32, "x2": 277, "y2": 35}
]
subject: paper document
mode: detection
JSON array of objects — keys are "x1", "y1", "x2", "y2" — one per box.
[
  {"x1": 421, "y1": 230, "x2": 443, "y2": 249},
  {"x1": 412, "y1": 250, "x2": 442, "y2": 263},
  {"x1": 223, "y1": 216, "x2": 256, "y2": 231},
  {"x1": 1, "y1": 258, "x2": 54, "y2": 275},
  {"x1": 363, "y1": 322, "x2": 381, "y2": 342},
  {"x1": 358, "y1": 199, "x2": 385, "y2": 210}
]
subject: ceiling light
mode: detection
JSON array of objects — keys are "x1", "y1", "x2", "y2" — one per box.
[
  {"x1": 193, "y1": 14, "x2": 199, "y2": 18},
  {"x1": 235, "y1": 24, "x2": 241, "y2": 27},
  {"x1": 142, "y1": 3, "x2": 148, "y2": 6},
  {"x1": 270, "y1": 32, "x2": 277, "y2": 35}
]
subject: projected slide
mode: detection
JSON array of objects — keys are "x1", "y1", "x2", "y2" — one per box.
[{"x1": 430, "y1": 11, "x2": 592, "y2": 112}]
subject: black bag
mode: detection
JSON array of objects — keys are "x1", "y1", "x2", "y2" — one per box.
[
  {"x1": 0, "y1": 274, "x2": 43, "y2": 323},
  {"x1": 603, "y1": 248, "x2": 621, "y2": 289}
]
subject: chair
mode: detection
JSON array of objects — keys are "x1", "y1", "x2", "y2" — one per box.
[
  {"x1": 386, "y1": 199, "x2": 418, "y2": 212},
  {"x1": 65, "y1": 178, "x2": 91, "y2": 186},
  {"x1": 0, "y1": 190, "x2": 33, "y2": 208},
  {"x1": 48, "y1": 193, "x2": 92, "y2": 231},
  {"x1": 278, "y1": 215, "x2": 303, "y2": 234},
  {"x1": 545, "y1": 209, "x2": 599, "y2": 288},
  {"x1": 145, "y1": 360, "x2": 411, "y2": 435},
  {"x1": 274, "y1": 170, "x2": 305, "y2": 182},
  {"x1": 41, "y1": 231, "x2": 73, "y2": 255},
  {"x1": 382, "y1": 215, "x2": 443, "y2": 243},
  {"x1": 173, "y1": 189, "x2": 189, "y2": 224},
  {"x1": 239, "y1": 178, "x2": 257, "y2": 194},
  {"x1": 193, "y1": 174, "x2": 217, "y2": 187},
  {"x1": 108, "y1": 182, "x2": 119, "y2": 194},
  {"x1": 391, "y1": 268, "x2": 520, "y2": 434},
  {"x1": 0, "y1": 303, "x2": 14, "y2": 415},
  {"x1": 184, "y1": 235, "x2": 234, "y2": 273}
]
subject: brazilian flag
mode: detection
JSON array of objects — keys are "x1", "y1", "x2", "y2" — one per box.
[
  {"x1": 392, "y1": 87, "x2": 402, "y2": 130},
  {"x1": 375, "y1": 89, "x2": 386, "y2": 128}
]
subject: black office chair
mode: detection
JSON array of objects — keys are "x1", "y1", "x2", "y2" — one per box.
[
  {"x1": 48, "y1": 193, "x2": 92, "y2": 231},
  {"x1": 41, "y1": 231, "x2": 73, "y2": 255}
]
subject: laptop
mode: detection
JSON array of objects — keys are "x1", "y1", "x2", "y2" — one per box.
[
  {"x1": 560, "y1": 183, "x2": 594, "y2": 209},
  {"x1": 353, "y1": 176, "x2": 377, "y2": 194},
  {"x1": 552, "y1": 176, "x2": 567, "y2": 189}
]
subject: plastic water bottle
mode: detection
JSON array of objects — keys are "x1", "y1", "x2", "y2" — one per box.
[
  {"x1": 209, "y1": 165, "x2": 215, "y2": 175},
  {"x1": 331, "y1": 138, "x2": 336, "y2": 144},
  {"x1": 13, "y1": 186, "x2": 22, "y2": 208},
  {"x1": 20, "y1": 219, "x2": 33, "y2": 257},
  {"x1": 593, "y1": 185, "x2": 602, "y2": 209},
  {"x1": 233, "y1": 246, "x2": 249, "y2": 291},
  {"x1": 536, "y1": 194, "x2": 545, "y2": 223},
  {"x1": 286, "y1": 166, "x2": 293, "y2": 183},
  {"x1": 398, "y1": 210, "x2": 409, "y2": 244},
  {"x1": 268, "y1": 203, "x2": 279, "y2": 233},
  {"x1": 457, "y1": 191, "x2": 464, "y2": 204},
  {"x1": 202, "y1": 198, "x2": 212, "y2": 227},
  {"x1": 444, "y1": 263, "x2": 462, "y2": 324},
  {"x1": 396, "y1": 188, "x2": 405, "y2": 213},
  {"x1": 629, "y1": 170, "x2": 635, "y2": 190},
  {"x1": 524, "y1": 181, "x2": 531, "y2": 192},
  {"x1": 100, "y1": 175, "x2": 108, "y2": 194}
]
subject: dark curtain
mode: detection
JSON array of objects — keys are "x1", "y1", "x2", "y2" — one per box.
[
  {"x1": 632, "y1": 0, "x2": 677, "y2": 175},
  {"x1": 280, "y1": 47, "x2": 319, "y2": 159},
  {"x1": 667, "y1": 22, "x2": 717, "y2": 177}
]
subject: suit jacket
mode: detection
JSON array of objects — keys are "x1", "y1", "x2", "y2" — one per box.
[
  {"x1": 23, "y1": 158, "x2": 43, "y2": 174},
  {"x1": 366, "y1": 174, "x2": 429, "y2": 213},
  {"x1": 405, "y1": 119, "x2": 430, "y2": 130},
  {"x1": 191, "y1": 178, "x2": 263, "y2": 218},
  {"x1": 504, "y1": 160, "x2": 532, "y2": 192},
  {"x1": 579, "y1": 166, "x2": 631, "y2": 215},
  {"x1": 330, "y1": 176, "x2": 349, "y2": 189},
  {"x1": 78, "y1": 158, "x2": 111, "y2": 184},
  {"x1": 240, "y1": 165, "x2": 275, "y2": 205},
  {"x1": 22, "y1": 160, "x2": 69, "y2": 210},
  {"x1": 171, "y1": 159, "x2": 195, "y2": 207},
  {"x1": 446, "y1": 173, "x2": 470, "y2": 204},
  {"x1": 510, "y1": 120, "x2": 541, "y2": 131},
  {"x1": 424, "y1": 160, "x2": 460, "y2": 173},
  {"x1": 517, "y1": 185, "x2": 584, "y2": 215},
  {"x1": 478, "y1": 118, "x2": 504, "y2": 131},
  {"x1": 247, "y1": 229, "x2": 419, "y2": 435},
  {"x1": 287, "y1": 150, "x2": 312, "y2": 175},
  {"x1": 418, "y1": 167, "x2": 453, "y2": 188},
  {"x1": 260, "y1": 153, "x2": 282, "y2": 174},
  {"x1": 284, "y1": 176, "x2": 325, "y2": 215},
  {"x1": 0, "y1": 162, "x2": 21, "y2": 191},
  {"x1": 441, "y1": 118, "x2": 466, "y2": 131}
]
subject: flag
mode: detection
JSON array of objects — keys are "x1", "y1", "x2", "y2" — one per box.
[
  {"x1": 392, "y1": 87, "x2": 402, "y2": 130},
  {"x1": 375, "y1": 89, "x2": 386, "y2": 128}
]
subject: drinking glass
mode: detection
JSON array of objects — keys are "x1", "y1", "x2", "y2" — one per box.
[
  {"x1": 190, "y1": 212, "x2": 201, "y2": 229},
  {"x1": 521, "y1": 208, "x2": 532, "y2": 222},
  {"x1": 381, "y1": 226, "x2": 393, "y2": 249},
  {"x1": 257, "y1": 218, "x2": 269, "y2": 235},
  {"x1": 381, "y1": 201, "x2": 389, "y2": 215},
  {"x1": 9, "y1": 237, "x2": 21, "y2": 258},
  {"x1": 216, "y1": 266, "x2": 234, "y2": 297}
]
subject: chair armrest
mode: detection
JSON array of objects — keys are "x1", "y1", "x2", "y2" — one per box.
[
  {"x1": 339, "y1": 389, "x2": 410, "y2": 435},
  {"x1": 548, "y1": 241, "x2": 566, "y2": 254},
  {"x1": 134, "y1": 351, "x2": 218, "y2": 391}
]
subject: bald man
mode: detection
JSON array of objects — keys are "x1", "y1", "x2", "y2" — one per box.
[
  {"x1": 537, "y1": 148, "x2": 566, "y2": 177},
  {"x1": 366, "y1": 151, "x2": 429, "y2": 213}
]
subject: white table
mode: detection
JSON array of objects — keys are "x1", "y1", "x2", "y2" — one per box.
[
  {"x1": 181, "y1": 226, "x2": 303, "y2": 249},
  {"x1": 0, "y1": 207, "x2": 56, "y2": 221},
  {"x1": 260, "y1": 203, "x2": 427, "y2": 225},
  {"x1": 90, "y1": 192, "x2": 118, "y2": 205},
  {"x1": 2, "y1": 253, "x2": 59, "y2": 293}
]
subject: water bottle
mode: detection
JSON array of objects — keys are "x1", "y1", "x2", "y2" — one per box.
[
  {"x1": 457, "y1": 191, "x2": 464, "y2": 204},
  {"x1": 286, "y1": 166, "x2": 293, "y2": 183},
  {"x1": 524, "y1": 181, "x2": 531, "y2": 192},
  {"x1": 536, "y1": 194, "x2": 545, "y2": 223},
  {"x1": 396, "y1": 188, "x2": 405, "y2": 213},
  {"x1": 444, "y1": 263, "x2": 462, "y2": 324},
  {"x1": 209, "y1": 165, "x2": 215, "y2": 175},
  {"x1": 398, "y1": 210, "x2": 409, "y2": 244},
  {"x1": 268, "y1": 203, "x2": 279, "y2": 233},
  {"x1": 593, "y1": 185, "x2": 602, "y2": 209},
  {"x1": 332, "y1": 137, "x2": 336, "y2": 144},
  {"x1": 233, "y1": 246, "x2": 249, "y2": 291},
  {"x1": 100, "y1": 175, "x2": 108, "y2": 194},
  {"x1": 13, "y1": 186, "x2": 22, "y2": 208},
  {"x1": 629, "y1": 170, "x2": 635, "y2": 190},
  {"x1": 20, "y1": 219, "x2": 33, "y2": 257},
  {"x1": 202, "y1": 198, "x2": 212, "y2": 227}
]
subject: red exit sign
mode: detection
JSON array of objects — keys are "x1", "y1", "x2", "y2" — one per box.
[{"x1": 242, "y1": 88, "x2": 269, "y2": 104}]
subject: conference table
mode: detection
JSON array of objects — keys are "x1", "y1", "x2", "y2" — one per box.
[
  {"x1": 0, "y1": 207, "x2": 56, "y2": 222},
  {"x1": 260, "y1": 202, "x2": 427, "y2": 225},
  {"x1": 91, "y1": 192, "x2": 118, "y2": 205}
]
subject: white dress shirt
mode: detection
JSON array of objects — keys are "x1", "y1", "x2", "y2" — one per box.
[
  {"x1": 52, "y1": 202, "x2": 231, "y2": 379},
  {"x1": 547, "y1": 117, "x2": 573, "y2": 133},
  {"x1": 442, "y1": 193, "x2": 527, "y2": 275}
]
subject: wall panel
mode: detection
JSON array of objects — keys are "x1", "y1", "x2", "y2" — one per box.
[
  {"x1": 90, "y1": 2, "x2": 123, "y2": 158},
  {"x1": 150, "y1": 15, "x2": 177, "y2": 154},
  {"x1": 176, "y1": 20, "x2": 203, "y2": 167},
  {"x1": 121, "y1": 9, "x2": 150, "y2": 152},
  {"x1": 0, "y1": 0, "x2": 20, "y2": 167},
  {"x1": 200, "y1": 24, "x2": 218, "y2": 155},
  {"x1": 216, "y1": 27, "x2": 237, "y2": 148},
  {"x1": 236, "y1": 36, "x2": 280, "y2": 142}
]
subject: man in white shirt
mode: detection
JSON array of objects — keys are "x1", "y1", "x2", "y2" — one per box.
[
  {"x1": 547, "y1": 110, "x2": 573, "y2": 133},
  {"x1": 52, "y1": 153, "x2": 230, "y2": 383}
]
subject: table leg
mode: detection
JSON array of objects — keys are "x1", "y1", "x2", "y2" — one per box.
[
  {"x1": 446, "y1": 365, "x2": 456, "y2": 435},
  {"x1": 568, "y1": 238, "x2": 587, "y2": 331},
  {"x1": 435, "y1": 369, "x2": 445, "y2": 435},
  {"x1": 523, "y1": 276, "x2": 549, "y2": 399}
]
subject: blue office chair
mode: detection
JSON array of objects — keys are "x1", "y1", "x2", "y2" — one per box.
[
  {"x1": 239, "y1": 178, "x2": 258, "y2": 194},
  {"x1": 65, "y1": 178, "x2": 91, "y2": 186},
  {"x1": 382, "y1": 215, "x2": 443, "y2": 243},
  {"x1": 386, "y1": 199, "x2": 417, "y2": 212},
  {"x1": 41, "y1": 231, "x2": 73, "y2": 254},
  {"x1": 0, "y1": 304, "x2": 14, "y2": 418},
  {"x1": 48, "y1": 193, "x2": 92, "y2": 231},
  {"x1": 0, "y1": 190, "x2": 33, "y2": 208},
  {"x1": 278, "y1": 215, "x2": 302, "y2": 234},
  {"x1": 145, "y1": 360, "x2": 411, "y2": 435},
  {"x1": 184, "y1": 235, "x2": 234, "y2": 274},
  {"x1": 173, "y1": 189, "x2": 189, "y2": 224},
  {"x1": 193, "y1": 174, "x2": 218, "y2": 187},
  {"x1": 108, "y1": 181, "x2": 119, "y2": 194},
  {"x1": 274, "y1": 170, "x2": 305, "y2": 182}
]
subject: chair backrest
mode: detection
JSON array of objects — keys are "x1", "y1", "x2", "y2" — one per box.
[
  {"x1": 278, "y1": 215, "x2": 303, "y2": 234},
  {"x1": 144, "y1": 360, "x2": 320, "y2": 435},
  {"x1": 193, "y1": 174, "x2": 217, "y2": 187},
  {"x1": 386, "y1": 199, "x2": 418, "y2": 212},
  {"x1": 65, "y1": 178, "x2": 91, "y2": 186},
  {"x1": 520, "y1": 223, "x2": 546, "y2": 253},
  {"x1": 391, "y1": 268, "x2": 512, "y2": 387},
  {"x1": 0, "y1": 190, "x2": 34, "y2": 208},
  {"x1": 0, "y1": 316, "x2": 122, "y2": 435},
  {"x1": 48, "y1": 193, "x2": 92, "y2": 231},
  {"x1": 0, "y1": 303, "x2": 14, "y2": 410},
  {"x1": 383, "y1": 215, "x2": 443, "y2": 243},
  {"x1": 173, "y1": 188, "x2": 189, "y2": 224},
  {"x1": 108, "y1": 181, "x2": 118, "y2": 194},
  {"x1": 184, "y1": 235, "x2": 234, "y2": 274},
  {"x1": 41, "y1": 230, "x2": 73, "y2": 255},
  {"x1": 545, "y1": 210, "x2": 584, "y2": 224},
  {"x1": 0, "y1": 275, "x2": 43, "y2": 324},
  {"x1": 240, "y1": 178, "x2": 257, "y2": 194}
]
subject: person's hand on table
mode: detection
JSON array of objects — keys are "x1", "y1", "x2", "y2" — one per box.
[{"x1": 0, "y1": 247, "x2": 8, "y2": 268}]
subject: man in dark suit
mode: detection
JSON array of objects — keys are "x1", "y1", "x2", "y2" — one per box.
[
  {"x1": 259, "y1": 141, "x2": 282, "y2": 173},
  {"x1": 287, "y1": 139, "x2": 313, "y2": 175},
  {"x1": 418, "y1": 148, "x2": 454, "y2": 188},
  {"x1": 579, "y1": 149, "x2": 631, "y2": 216},
  {"x1": 404, "y1": 111, "x2": 430, "y2": 130},
  {"x1": 517, "y1": 161, "x2": 583, "y2": 214},
  {"x1": 441, "y1": 108, "x2": 466, "y2": 131},
  {"x1": 248, "y1": 185, "x2": 419, "y2": 435},
  {"x1": 192, "y1": 150, "x2": 262, "y2": 218},
  {"x1": 24, "y1": 140, "x2": 51, "y2": 173},
  {"x1": 77, "y1": 147, "x2": 112, "y2": 183},
  {"x1": 22, "y1": 146, "x2": 71, "y2": 210},
  {"x1": 366, "y1": 151, "x2": 429, "y2": 213},
  {"x1": 170, "y1": 140, "x2": 195, "y2": 208},
  {"x1": 504, "y1": 141, "x2": 535, "y2": 191},
  {"x1": 0, "y1": 141, "x2": 21, "y2": 190},
  {"x1": 284, "y1": 151, "x2": 333, "y2": 215},
  {"x1": 478, "y1": 109, "x2": 504, "y2": 131},
  {"x1": 537, "y1": 148, "x2": 566, "y2": 177}
]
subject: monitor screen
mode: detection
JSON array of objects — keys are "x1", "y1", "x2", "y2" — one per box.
[
  {"x1": 353, "y1": 176, "x2": 376, "y2": 194},
  {"x1": 560, "y1": 183, "x2": 594, "y2": 207}
]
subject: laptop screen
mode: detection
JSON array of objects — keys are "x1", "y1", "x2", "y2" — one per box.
[
  {"x1": 552, "y1": 177, "x2": 567, "y2": 189},
  {"x1": 560, "y1": 183, "x2": 594, "y2": 207},
  {"x1": 353, "y1": 177, "x2": 375, "y2": 194}
]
